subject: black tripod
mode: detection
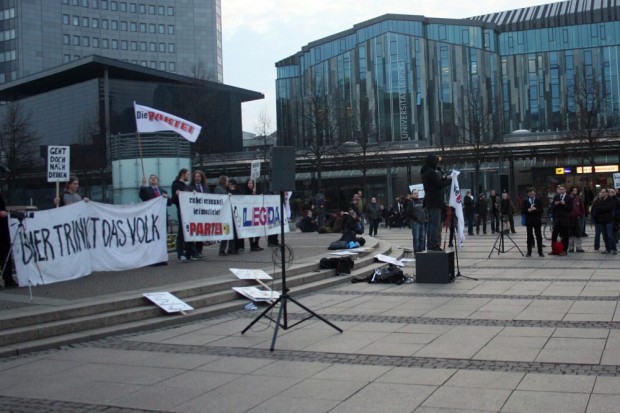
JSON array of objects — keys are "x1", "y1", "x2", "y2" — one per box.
[
  {"x1": 444, "y1": 208, "x2": 477, "y2": 281},
  {"x1": 488, "y1": 214, "x2": 524, "y2": 258},
  {"x1": 2, "y1": 214, "x2": 44, "y2": 299},
  {"x1": 242, "y1": 191, "x2": 342, "y2": 351}
]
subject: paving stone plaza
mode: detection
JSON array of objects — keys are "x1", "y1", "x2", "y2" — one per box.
[{"x1": 0, "y1": 227, "x2": 619, "y2": 412}]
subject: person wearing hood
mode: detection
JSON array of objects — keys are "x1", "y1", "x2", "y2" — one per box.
[{"x1": 421, "y1": 154, "x2": 451, "y2": 251}]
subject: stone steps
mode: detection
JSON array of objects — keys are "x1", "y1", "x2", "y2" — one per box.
[{"x1": 0, "y1": 243, "x2": 392, "y2": 357}]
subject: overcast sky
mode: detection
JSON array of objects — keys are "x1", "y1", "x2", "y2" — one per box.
[{"x1": 221, "y1": 0, "x2": 554, "y2": 135}]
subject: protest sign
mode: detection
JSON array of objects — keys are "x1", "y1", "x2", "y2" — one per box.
[
  {"x1": 179, "y1": 192, "x2": 234, "y2": 242},
  {"x1": 230, "y1": 195, "x2": 289, "y2": 238},
  {"x1": 9, "y1": 198, "x2": 167, "y2": 286},
  {"x1": 47, "y1": 146, "x2": 70, "y2": 182}
]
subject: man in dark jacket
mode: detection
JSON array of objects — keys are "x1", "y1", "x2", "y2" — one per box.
[
  {"x1": 593, "y1": 188, "x2": 618, "y2": 255},
  {"x1": 550, "y1": 185, "x2": 573, "y2": 255},
  {"x1": 421, "y1": 154, "x2": 451, "y2": 251},
  {"x1": 521, "y1": 187, "x2": 544, "y2": 257}
]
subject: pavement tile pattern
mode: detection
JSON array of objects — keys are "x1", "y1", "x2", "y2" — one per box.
[{"x1": 0, "y1": 228, "x2": 619, "y2": 412}]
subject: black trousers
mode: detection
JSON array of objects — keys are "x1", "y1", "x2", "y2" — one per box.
[{"x1": 526, "y1": 223, "x2": 543, "y2": 254}]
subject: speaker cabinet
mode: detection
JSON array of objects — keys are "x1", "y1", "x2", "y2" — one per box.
[
  {"x1": 270, "y1": 146, "x2": 296, "y2": 191},
  {"x1": 416, "y1": 251, "x2": 455, "y2": 283}
]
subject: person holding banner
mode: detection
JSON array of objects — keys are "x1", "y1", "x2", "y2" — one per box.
[
  {"x1": 54, "y1": 176, "x2": 89, "y2": 206},
  {"x1": 0, "y1": 189, "x2": 17, "y2": 288},
  {"x1": 189, "y1": 170, "x2": 209, "y2": 255},
  {"x1": 243, "y1": 179, "x2": 264, "y2": 252},
  {"x1": 139, "y1": 174, "x2": 169, "y2": 202},
  {"x1": 171, "y1": 169, "x2": 204, "y2": 263},
  {"x1": 215, "y1": 175, "x2": 232, "y2": 256}
]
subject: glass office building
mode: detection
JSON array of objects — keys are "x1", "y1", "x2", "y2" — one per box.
[
  {"x1": 0, "y1": 0, "x2": 222, "y2": 84},
  {"x1": 276, "y1": 0, "x2": 620, "y2": 148}
]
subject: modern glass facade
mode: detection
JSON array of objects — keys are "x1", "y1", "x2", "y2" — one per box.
[
  {"x1": 276, "y1": 1, "x2": 620, "y2": 148},
  {"x1": 0, "y1": 0, "x2": 222, "y2": 84}
]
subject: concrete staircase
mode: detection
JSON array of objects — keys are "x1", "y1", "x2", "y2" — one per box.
[{"x1": 0, "y1": 242, "x2": 393, "y2": 358}]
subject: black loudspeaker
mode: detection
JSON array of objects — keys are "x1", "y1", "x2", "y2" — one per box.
[
  {"x1": 416, "y1": 251, "x2": 455, "y2": 283},
  {"x1": 271, "y1": 146, "x2": 296, "y2": 191}
]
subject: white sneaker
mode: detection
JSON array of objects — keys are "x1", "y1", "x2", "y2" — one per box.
[{"x1": 177, "y1": 256, "x2": 189, "y2": 263}]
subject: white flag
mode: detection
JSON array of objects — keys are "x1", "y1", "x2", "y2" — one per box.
[
  {"x1": 448, "y1": 170, "x2": 465, "y2": 249},
  {"x1": 134, "y1": 102, "x2": 202, "y2": 143}
]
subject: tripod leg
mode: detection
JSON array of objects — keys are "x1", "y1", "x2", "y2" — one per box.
[
  {"x1": 287, "y1": 296, "x2": 343, "y2": 333},
  {"x1": 270, "y1": 295, "x2": 287, "y2": 351},
  {"x1": 242, "y1": 296, "x2": 283, "y2": 335}
]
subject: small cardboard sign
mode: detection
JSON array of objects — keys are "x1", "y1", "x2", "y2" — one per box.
[
  {"x1": 251, "y1": 160, "x2": 261, "y2": 180},
  {"x1": 47, "y1": 145, "x2": 70, "y2": 182},
  {"x1": 143, "y1": 292, "x2": 194, "y2": 313}
]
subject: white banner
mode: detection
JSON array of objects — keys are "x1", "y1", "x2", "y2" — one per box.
[
  {"x1": 230, "y1": 195, "x2": 289, "y2": 238},
  {"x1": 448, "y1": 170, "x2": 465, "y2": 249},
  {"x1": 47, "y1": 145, "x2": 70, "y2": 182},
  {"x1": 9, "y1": 198, "x2": 168, "y2": 286},
  {"x1": 614, "y1": 172, "x2": 620, "y2": 190},
  {"x1": 179, "y1": 192, "x2": 234, "y2": 242},
  {"x1": 134, "y1": 102, "x2": 202, "y2": 143}
]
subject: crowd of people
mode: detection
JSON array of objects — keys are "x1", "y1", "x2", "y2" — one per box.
[{"x1": 2, "y1": 160, "x2": 620, "y2": 288}]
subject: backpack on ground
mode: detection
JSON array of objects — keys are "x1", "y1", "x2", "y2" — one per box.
[
  {"x1": 319, "y1": 256, "x2": 355, "y2": 275},
  {"x1": 351, "y1": 264, "x2": 406, "y2": 284}
]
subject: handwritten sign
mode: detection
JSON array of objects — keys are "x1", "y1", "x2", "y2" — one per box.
[
  {"x1": 47, "y1": 145, "x2": 70, "y2": 182},
  {"x1": 251, "y1": 160, "x2": 261, "y2": 180},
  {"x1": 143, "y1": 292, "x2": 194, "y2": 313}
]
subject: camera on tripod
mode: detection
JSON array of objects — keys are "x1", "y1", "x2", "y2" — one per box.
[{"x1": 9, "y1": 210, "x2": 34, "y2": 221}]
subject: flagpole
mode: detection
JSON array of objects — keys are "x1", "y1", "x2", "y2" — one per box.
[{"x1": 134, "y1": 102, "x2": 146, "y2": 179}]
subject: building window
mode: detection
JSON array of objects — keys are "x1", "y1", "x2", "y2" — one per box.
[
  {"x1": 121, "y1": 40, "x2": 127, "y2": 50},
  {"x1": 73, "y1": 35, "x2": 80, "y2": 46},
  {"x1": 167, "y1": 6, "x2": 174, "y2": 16},
  {"x1": 63, "y1": 0, "x2": 69, "y2": 4},
  {"x1": 82, "y1": 0, "x2": 89, "y2": 6},
  {"x1": 120, "y1": 2, "x2": 127, "y2": 12},
  {"x1": 130, "y1": 41, "x2": 137, "y2": 50},
  {"x1": 102, "y1": 38, "x2": 109, "y2": 48},
  {"x1": 72, "y1": 0, "x2": 79, "y2": 5},
  {"x1": 158, "y1": 5, "x2": 164, "y2": 15},
  {"x1": 83, "y1": 36, "x2": 90, "y2": 47},
  {"x1": 82, "y1": 17, "x2": 89, "y2": 27},
  {"x1": 158, "y1": 24, "x2": 164, "y2": 34},
  {"x1": 131, "y1": 59, "x2": 137, "y2": 64},
  {"x1": 149, "y1": 42, "x2": 156, "y2": 52},
  {"x1": 148, "y1": 5, "x2": 155, "y2": 14},
  {"x1": 111, "y1": 20, "x2": 118, "y2": 30},
  {"x1": 140, "y1": 60, "x2": 147, "y2": 67},
  {"x1": 92, "y1": 0, "x2": 98, "y2": 8},
  {"x1": 62, "y1": 14, "x2": 70, "y2": 25},
  {"x1": 149, "y1": 23, "x2": 155, "y2": 33},
  {"x1": 158, "y1": 61, "x2": 165, "y2": 70},
  {"x1": 140, "y1": 41, "x2": 146, "y2": 51},
  {"x1": 63, "y1": 34, "x2": 70, "y2": 45},
  {"x1": 101, "y1": 0, "x2": 108, "y2": 10},
  {"x1": 139, "y1": 23, "x2": 145, "y2": 32},
  {"x1": 73, "y1": 55, "x2": 81, "y2": 60},
  {"x1": 139, "y1": 3, "x2": 145, "y2": 13},
  {"x1": 102, "y1": 19, "x2": 108, "y2": 29},
  {"x1": 73, "y1": 15, "x2": 80, "y2": 26},
  {"x1": 168, "y1": 43, "x2": 175, "y2": 53},
  {"x1": 149, "y1": 61, "x2": 156, "y2": 68},
  {"x1": 93, "y1": 37, "x2": 99, "y2": 47},
  {"x1": 168, "y1": 62, "x2": 175, "y2": 71},
  {"x1": 110, "y1": 1, "x2": 117, "y2": 11},
  {"x1": 64, "y1": 54, "x2": 71, "y2": 63},
  {"x1": 167, "y1": 25, "x2": 174, "y2": 35},
  {"x1": 130, "y1": 22, "x2": 136, "y2": 32},
  {"x1": 121, "y1": 21, "x2": 127, "y2": 31},
  {"x1": 92, "y1": 18, "x2": 99, "y2": 28},
  {"x1": 129, "y1": 2, "x2": 136, "y2": 12},
  {"x1": 158, "y1": 42, "x2": 165, "y2": 52},
  {"x1": 112, "y1": 39, "x2": 118, "y2": 49}
]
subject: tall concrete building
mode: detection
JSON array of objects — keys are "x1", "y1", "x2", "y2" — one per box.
[{"x1": 0, "y1": 0, "x2": 222, "y2": 84}]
